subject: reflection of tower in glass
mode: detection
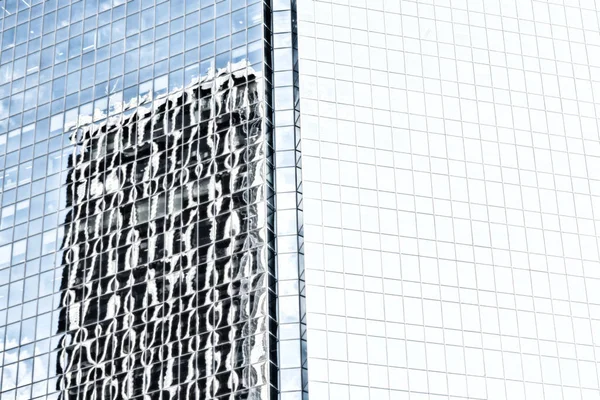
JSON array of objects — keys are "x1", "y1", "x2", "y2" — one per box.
[{"x1": 55, "y1": 65, "x2": 276, "y2": 399}]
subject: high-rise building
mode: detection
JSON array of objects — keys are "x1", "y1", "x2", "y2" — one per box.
[
  {"x1": 0, "y1": 0, "x2": 298, "y2": 399},
  {"x1": 296, "y1": 1, "x2": 600, "y2": 400},
  {"x1": 2, "y1": 0, "x2": 600, "y2": 400}
]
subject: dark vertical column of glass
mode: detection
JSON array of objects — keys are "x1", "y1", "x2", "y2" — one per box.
[
  {"x1": 260, "y1": 3, "x2": 279, "y2": 400},
  {"x1": 270, "y1": 0, "x2": 308, "y2": 399}
]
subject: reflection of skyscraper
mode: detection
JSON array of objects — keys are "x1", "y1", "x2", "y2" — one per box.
[{"x1": 54, "y1": 65, "x2": 276, "y2": 399}]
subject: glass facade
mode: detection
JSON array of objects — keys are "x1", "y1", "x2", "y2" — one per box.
[
  {"x1": 271, "y1": 0, "x2": 309, "y2": 399},
  {"x1": 297, "y1": 1, "x2": 600, "y2": 400},
  {"x1": 3, "y1": 0, "x2": 600, "y2": 399},
  {"x1": 0, "y1": 0, "x2": 281, "y2": 399}
]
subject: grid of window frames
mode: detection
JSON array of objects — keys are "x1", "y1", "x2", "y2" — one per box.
[
  {"x1": 0, "y1": 0, "x2": 281, "y2": 399},
  {"x1": 271, "y1": 0, "x2": 309, "y2": 399},
  {"x1": 297, "y1": 0, "x2": 600, "y2": 399}
]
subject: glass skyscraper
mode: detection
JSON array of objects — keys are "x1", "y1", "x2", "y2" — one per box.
[
  {"x1": 2, "y1": 0, "x2": 600, "y2": 399},
  {"x1": 0, "y1": 0, "x2": 299, "y2": 398},
  {"x1": 296, "y1": 1, "x2": 600, "y2": 400}
]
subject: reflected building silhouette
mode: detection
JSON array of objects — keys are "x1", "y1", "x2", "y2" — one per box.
[{"x1": 54, "y1": 65, "x2": 277, "y2": 399}]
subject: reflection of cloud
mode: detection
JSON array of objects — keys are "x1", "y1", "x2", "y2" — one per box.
[
  {"x1": 18, "y1": 388, "x2": 32, "y2": 400},
  {"x1": 33, "y1": 354, "x2": 49, "y2": 384},
  {"x1": 17, "y1": 358, "x2": 32, "y2": 386},
  {"x1": 2, "y1": 363, "x2": 17, "y2": 390},
  {"x1": 0, "y1": 99, "x2": 7, "y2": 120},
  {"x1": 3, "y1": 338, "x2": 19, "y2": 363},
  {"x1": 18, "y1": 345, "x2": 33, "y2": 359}
]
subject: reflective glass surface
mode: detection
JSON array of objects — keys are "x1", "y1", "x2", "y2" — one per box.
[
  {"x1": 271, "y1": 0, "x2": 309, "y2": 399},
  {"x1": 0, "y1": 0, "x2": 278, "y2": 399},
  {"x1": 297, "y1": 0, "x2": 600, "y2": 399}
]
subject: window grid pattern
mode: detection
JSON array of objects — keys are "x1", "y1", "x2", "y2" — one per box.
[
  {"x1": 297, "y1": 0, "x2": 600, "y2": 399},
  {"x1": 271, "y1": 0, "x2": 309, "y2": 399},
  {"x1": 51, "y1": 69, "x2": 273, "y2": 400},
  {"x1": 0, "y1": 0, "x2": 279, "y2": 399}
]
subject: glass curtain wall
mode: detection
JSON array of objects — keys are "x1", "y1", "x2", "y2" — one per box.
[
  {"x1": 0, "y1": 0, "x2": 279, "y2": 399},
  {"x1": 297, "y1": 0, "x2": 600, "y2": 399}
]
